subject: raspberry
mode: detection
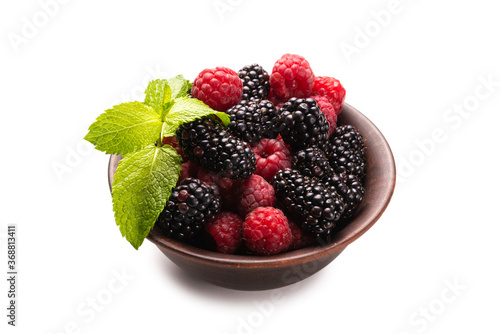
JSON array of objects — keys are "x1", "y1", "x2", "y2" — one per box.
[
  {"x1": 288, "y1": 220, "x2": 315, "y2": 250},
  {"x1": 268, "y1": 90, "x2": 284, "y2": 109},
  {"x1": 251, "y1": 138, "x2": 292, "y2": 182},
  {"x1": 243, "y1": 207, "x2": 292, "y2": 255},
  {"x1": 205, "y1": 212, "x2": 244, "y2": 254},
  {"x1": 270, "y1": 54, "x2": 315, "y2": 101},
  {"x1": 197, "y1": 167, "x2": 235, "y2": 209},
  {"x1": 162, "y1": 136, "x2": 186, "y2": 160},
  {"x1": 311, "y1": 76, "x2": 346, "y2": 115},
  {"x1": 178, "y1": 161, "x2": 200, "y2": 184},
  {"x1": 192, "y1": 67, "x2": 243, "y2": 112},
  {"x1": 311, "y1": 95, "x2": 337, "y2": 137},
  {"x1": 233, "y1": 174, "x2": 276, "y2": 217}
]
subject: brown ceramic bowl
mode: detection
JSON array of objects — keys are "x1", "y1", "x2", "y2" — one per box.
[{"x1": 108, "y1": 103, "x2": 396, "y2": 291}]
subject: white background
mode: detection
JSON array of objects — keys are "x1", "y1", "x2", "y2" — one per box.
[{"x1": 1, "y1": 0, "x2": 499, "y2": 333}]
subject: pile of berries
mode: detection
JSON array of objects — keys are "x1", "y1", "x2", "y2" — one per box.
[{"x1": 156, "y1": 54, "x2": 366, "y2": 255}]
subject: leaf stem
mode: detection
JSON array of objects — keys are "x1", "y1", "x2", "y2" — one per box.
[{"x1": 157, "y1": 122, "x2": 168, "y2": 147}]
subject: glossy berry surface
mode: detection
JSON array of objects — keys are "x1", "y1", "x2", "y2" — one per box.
[
  {"x1": 157, "y1": 178, "x2": 220, "y2": 242},
  {"x1": 226, "y1": 99, "x2": 279, "y2": 144},
  {"x1": 176, "y1": 116, "x2": 256, "y2": 180},
  {"x1": 238, "y1": 64, "x2": 270, "y2": 100},
  {"x1": 272, "y1": 169, "x2": 344, "y2": 242},
  {"x1": 276, "y1": 97, "x2": 330, "y2": 151}
]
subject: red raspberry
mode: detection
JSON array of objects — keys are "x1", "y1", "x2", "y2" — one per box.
[
  {"x1": 192, "y1": 67, "x2": 243, "y2": 112},
  {"x1": 269, "y1": 54, "x2": 315, "y2": 101},
  {"x1": 197, "y1": 167, "x2": 235, "y2": 208},
  {"x1": 288, "y1": 220, "x2": 315, "y2": 250},
  {"x1": 311, "y1": 95, "x2": 337, "y2": 137},
  {"x1": 178, "y1": 161, "x2": 200, "y2": 184},
  {"x1": 162, "y1": 136, "x2": 186, "y2": 160},
  {"x1": 233, "y1": 174, "x2": 276, "y2": 217},
  {"x1": 251, "y1": 138, "x2": 292, "y2": 182},
  {"x1": 268, "y1": 91, "x2": 285, "y2": 110},
  {"x1": 205, "y1": 212, "x2": 244, "y2": 254},
  {"x1": 243, "y1": 207, "x2": 292, "y2": 255},
  {"x1": 311, "y1": 76, "x2": 346, "y2": 115}
]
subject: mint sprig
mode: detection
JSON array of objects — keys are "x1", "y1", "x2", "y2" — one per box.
[
  {"x1": 112, "y1": 145, "x2": 182, "y2": 249},
  {"x1": 84, "y1": 102, "x2": 162, "y2": 155},
  {"x1": 85, "y1": 75, "x2": 227, "y2": 249}
]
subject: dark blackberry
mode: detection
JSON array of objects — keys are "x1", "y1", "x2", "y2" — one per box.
[
  {"x1": 322, "y1": 173, "x2": 364, "y2": 219},
  {"x1": 276, "y1": 98, "x2": 330, "y2": 152},
  {"x1": 340, "y1": 174, "x2": 364, "y2": 218},
  {"x1": 176, "y1": 116, "x2": 256, "y2": 180},
  {"x1": 157, "y1": 178, "x2": 220, "y2": 242},
  {"x1": 226, "y1": 99, "x2": 279, "y2": 144},
  {"x1": 327, "y1": 125, "x2": 366, "y2": 178},
  {"x1": 292, "y1": 147, "x2": 333, "y2": 180},
  {"x1": 272, "y1": 169, "x2": 344, "y2": 242},
  {"x1": 238, "y1": 64, "x2": 270, "y2": 100},
  {"x1": 334, "y1": 125, "x2": 366, "y2": 155}
]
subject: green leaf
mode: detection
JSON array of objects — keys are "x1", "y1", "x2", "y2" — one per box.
[
  {"x1": 168, "y1": 75, "x2": 193, "y2": 100},
  {"x1": 144, "y1": 79, "x2": 172, "y2": 114},
  {"x1": 112, "y1": 144, "x2": 182, "y2": 249},
  {"x1": 84, "y1": 102, "x2": 162, "y2": 155},
  {"x1": 161, "y1": 96, "x2": 230, "y2": 137}
]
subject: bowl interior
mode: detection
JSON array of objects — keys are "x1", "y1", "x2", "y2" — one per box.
[{"x1": 108, "y1": 103, "x2": 396, "y2": 267}]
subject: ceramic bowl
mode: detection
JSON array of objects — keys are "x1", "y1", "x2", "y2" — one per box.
[{"x1": 108, "y1": 103, "x2": 396, "y2": 290}]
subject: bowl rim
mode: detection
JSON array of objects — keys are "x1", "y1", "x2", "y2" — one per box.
[{"x1": 107, "y1": 102, "x2": 396, "y2": 268}]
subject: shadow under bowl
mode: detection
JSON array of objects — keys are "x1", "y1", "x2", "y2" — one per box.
[{"x1": 108, "y1": 103, "x2": 396, "y2": 291}]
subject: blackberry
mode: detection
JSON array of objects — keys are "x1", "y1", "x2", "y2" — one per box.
[
  {"x1": 327, "y1": 125, "x2": 366, "y2": 178},
  {"x1": 340, "y1": 174, "x2": 364, "y2": 218},
  {"x1": 272, "y1": 169, "x2": 344, "y2": 242},
  {"x1": 292, "y1": 144, "x2": 365, "y2": 219},
  {"x1": 238, "y1": 64, "x2": 270, "y2": 100},
  {"x1": 176, "y1": 116, "x2": 256, "y2": 180},
  {"x1": 322, "y1": 173, "x2": 364, "y2": 219},
  {"x1": 157, "y1": 178, "x2": 220, "y2": 242},
  {"x1": 226, "y1": 99, "x2": 279, "y2": 144},
  {"x1": 333, "y1": 125, "x2": 366, "y2": 154},
  {"x1": 276, "y1": 98, "x2": 330, "y2": 152},
  {"x1": 292, "y1": 147, "x2": 333, "y2": 180}
]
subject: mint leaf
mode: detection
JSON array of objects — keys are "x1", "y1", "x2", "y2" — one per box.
[
  {"x1": 161, "y1": 96, "x2": 231, "y2": 137},
  {"x1": 168, "y1": 75, "x2": 193, "y2": 100},
  {"x1": 144, "y1": 79, "x2": 172, "y2": 114},
  {"x1": 84, "y1": 102, "x2": 162, "y2": 155},
  {"x1": 112, "y1": 144, "x2": 182, "y2": 249}
]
